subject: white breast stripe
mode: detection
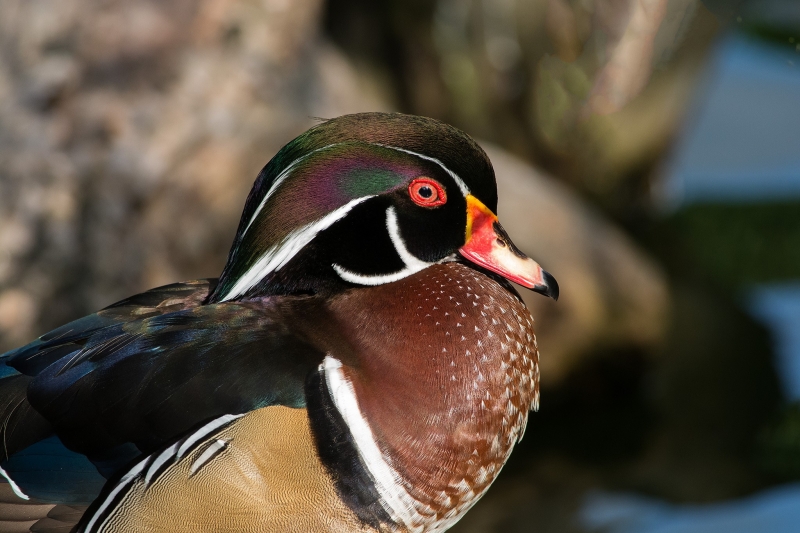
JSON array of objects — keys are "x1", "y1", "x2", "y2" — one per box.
[
  {"x1": 189, "y1": 439, "x2": 228, "y2": 476},
  {"x1": 84, "y1": 457, "x2": 149, "y2": 532},
  {"x1": 322, "y1": 356, "x2": 425, "y2": 533},
  {"x1": 332, "y1": 206, "x2": 432, "y2": 286},
  {"x1": 0, "y1": 465, "x2": 29, "y2": 500},
  {"x1": 223, "y1": 196, "x2": 374, "y2": 301},
  {"x1": 242, "y1": 143, "x2": 342, "y2": 237},
  {"x1": 144, "y1": 442, "x2": 180, "y2": 487},
  {"x1": 83, "y1": 413, "x2": 244, "y2": 533},
  {"x1": 376, "y1": 144, "x2": 470, "y2": 197},
  {"x1": 177, "y1": 414, "x2": 244, "y2": 459}
]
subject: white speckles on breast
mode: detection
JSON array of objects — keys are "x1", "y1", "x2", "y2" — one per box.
[{"x1": 332, "y1": 263, "x2": 541, "y2": 533}]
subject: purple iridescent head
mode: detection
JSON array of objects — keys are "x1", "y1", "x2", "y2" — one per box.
[{"x1": 208, "y1": 113, "x2": 557, "y2": 302}]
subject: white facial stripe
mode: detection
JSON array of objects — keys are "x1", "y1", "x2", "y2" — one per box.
[
  {"x1": 223, "y1": 196, "x2": 375, "y2": 301},
  {"x1": 242, "y1": 143, "x2": 343, "y2": 237},
  {"x1": 332, "y1": 206, "x2": 432, "y2": 286},
  {"x1": 376, "y1": 144, "x2": 470, "y2": 197},
  {"x1": 233, "y1": 141, "x2": 467, "y2": 295},
  {"x1": 245, "y1": 142, "x2": 468, "y2": 240},
  {"x1": 386, "y1": 206, "x2": 430, "y2": 270},
  {"x1": 322, "y1": 356, "x2": 425, "y2": 532}
]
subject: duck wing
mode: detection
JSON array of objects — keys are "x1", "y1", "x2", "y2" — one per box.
[{"x1": 0, "y1": 279, "x2": 325, "y2": 518}]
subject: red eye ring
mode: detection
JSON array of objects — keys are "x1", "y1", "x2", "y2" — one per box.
[{"x1": 408, "y1": 177, "x2": 447, "y2": 207}]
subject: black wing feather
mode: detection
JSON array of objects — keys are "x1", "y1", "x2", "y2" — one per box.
[
  {"x1": 24, "y1": 303, "x2": 322, "y2": 456},
  {"x1": 1, "y1": 279, "x2": 324, "y2": 463},
  {"x1": 6, "y1": 280, "x2": 218, "y2": 377}
]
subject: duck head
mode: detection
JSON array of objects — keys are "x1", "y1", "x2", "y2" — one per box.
[{"x1": 208, "y1": 113, "x2": 558, "y2": 302}]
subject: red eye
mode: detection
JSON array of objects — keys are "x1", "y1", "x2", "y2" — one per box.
[{"x1": 408, "y1": 177, "x2": 446, "y2": 207}]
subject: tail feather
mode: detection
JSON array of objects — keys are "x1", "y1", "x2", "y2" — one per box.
[{"x1": 0, "y1": 376, "x2": 54, "y2": 460}]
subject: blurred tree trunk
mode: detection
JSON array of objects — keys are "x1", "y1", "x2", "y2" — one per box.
[{"x1": 0, "y1": 0, "x2": 386, "y2": 348}]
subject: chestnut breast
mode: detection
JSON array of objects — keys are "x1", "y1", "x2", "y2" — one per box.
[{"x1": 327, "y1": 263, "x2": 539, "y2": 523}]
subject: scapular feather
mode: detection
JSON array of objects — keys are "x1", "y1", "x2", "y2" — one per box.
[{"x1": 1, "y1": 280, "x2": 325, "y2": 460}]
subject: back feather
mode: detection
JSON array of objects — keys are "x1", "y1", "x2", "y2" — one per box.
[{"x1": 0, "y1": 278, "x2": 324, "y2": 520}]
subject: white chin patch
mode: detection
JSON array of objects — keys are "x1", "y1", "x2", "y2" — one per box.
[{"x1": 332, "y1": 206, "x2": 432, "y2": 287}]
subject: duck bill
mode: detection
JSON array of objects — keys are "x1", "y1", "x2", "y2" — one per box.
[{"x1": 459, "y1": 195, "x2": 559, "y2": 300}]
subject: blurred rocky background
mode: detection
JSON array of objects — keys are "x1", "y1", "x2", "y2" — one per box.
[{"x1": 1, "y1": 0, "x2": 799, "y2": 531}]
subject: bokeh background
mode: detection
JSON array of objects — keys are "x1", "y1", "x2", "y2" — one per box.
[{"x1": 1, "y1": 0, "x2": 799, "y2": 531}]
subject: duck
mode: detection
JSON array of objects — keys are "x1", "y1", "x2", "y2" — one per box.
[{"x1": 0, "y1": 112, "x2": 558, "y2": 533}]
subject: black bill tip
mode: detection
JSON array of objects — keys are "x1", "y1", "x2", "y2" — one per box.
[{"x1": 533, "y1": 270, "x2": 559, "y2": 301}]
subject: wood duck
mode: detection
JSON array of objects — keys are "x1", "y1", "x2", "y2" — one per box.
[{"x1": 0, "y1": 112, "x2": 557, "y2": 533}]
